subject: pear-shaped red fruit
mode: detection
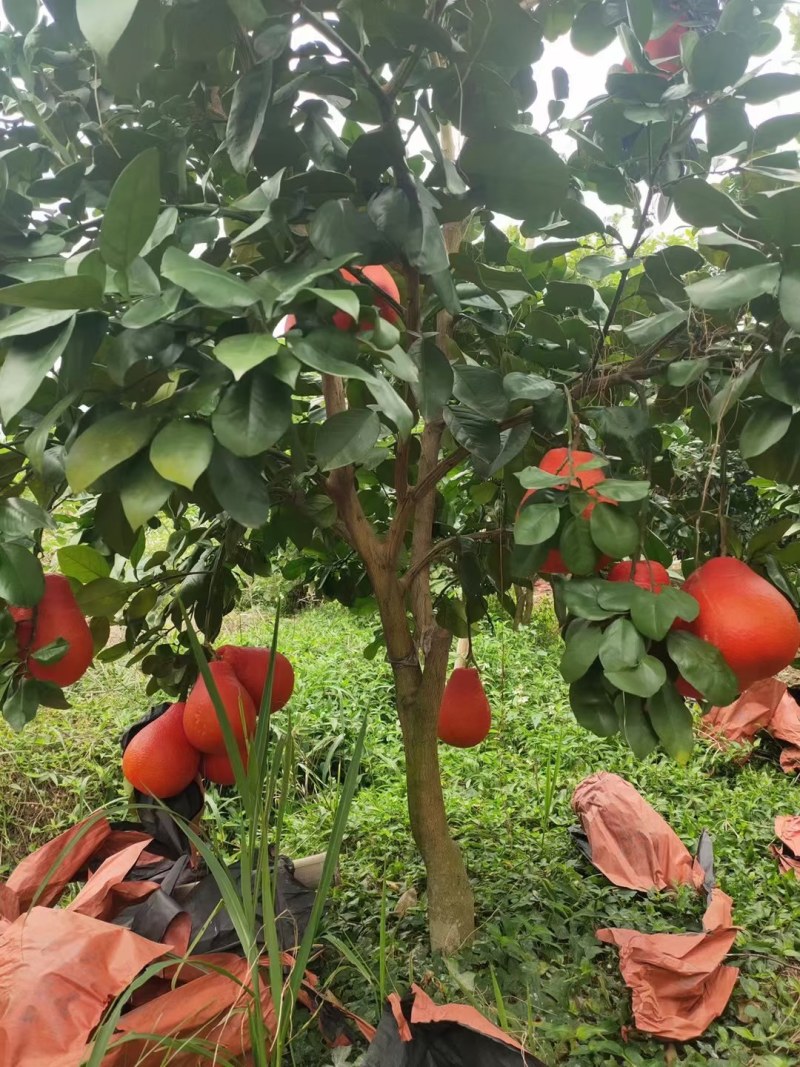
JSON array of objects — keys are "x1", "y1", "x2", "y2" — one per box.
[
  {"x1": 183, "y1": 661, "x2": 257, "y2": 754},
  {"x1": 607, "y1": 559, "x2": 671, "y2": 592},
  {"x1": 203, "y1": 743, "x2": 249, "y2": 786},
  {"x1": 216, "y1": 645, "x2": 295, "y2": 712},
  {"x1": 122, "y1": 702, "x2": 201, "y2": 798},
  {"x1": 438, "y1": 667, "x2": 492, "y2": 748},
  {"x1": 680, "y1": 557, "x2": 800, "y2": 692},
  {"x1": 11, "y1": 574, "x2": 93, "y2": 687}
]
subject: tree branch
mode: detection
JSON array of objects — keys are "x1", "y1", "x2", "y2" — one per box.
[{"x1": 401, "y1": 529, "x2": 506, "y2": 592}]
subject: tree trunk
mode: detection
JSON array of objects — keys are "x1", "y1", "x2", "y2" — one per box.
[{"x1": 392, "y1": 626, "x2": 475, "y2": 954}]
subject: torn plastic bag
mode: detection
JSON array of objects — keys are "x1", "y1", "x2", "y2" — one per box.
[
  {"x1": 363, "y1": 984, "x2": 545, "y2": 1066},
  {"x1": 772, "y1": 815, "x2": 800, "y2": 879},
  {"x1": 570, "y1": 772, "x2": 705, "y2": 892},
  {"x1": 704, "y1": 679, "x2": 800, "y2": 772}
]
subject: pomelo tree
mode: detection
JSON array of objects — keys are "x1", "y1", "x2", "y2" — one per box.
[{"x1": 1, "y1": 0, "x2": 800, "y2": 951}]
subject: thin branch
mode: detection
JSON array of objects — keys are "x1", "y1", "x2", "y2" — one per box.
[{"x1": 401, "y1": 529, "x2": 506, "y2": 592}]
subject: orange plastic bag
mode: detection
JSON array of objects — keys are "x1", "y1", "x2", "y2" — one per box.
[
  {"x1": 772, "y1": 815, "x2": 800, "y2": 878},
  {"x1": 704, "y1": 678, "x2": 800, "y2": 771}
]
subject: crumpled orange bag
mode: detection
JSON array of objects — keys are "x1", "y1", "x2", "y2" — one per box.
[
  {"x1": 704, "y1": 678, "x2": 800, "y2": 771},
  {"x1": 772, "y1": 815, "x2": 800, "y2": 879},
  {"x1": 572, "y1": 773, "x2": 739, "y2": 1042}
]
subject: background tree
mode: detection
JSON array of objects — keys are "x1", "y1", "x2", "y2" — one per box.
[{"x1": 1, "y1": 0, "x2": 799, "y2": 953}]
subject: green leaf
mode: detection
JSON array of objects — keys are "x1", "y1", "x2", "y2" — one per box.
[
  {"x1": 3, "y1": 0, "x2": 38, "y2": 34},
  {"x1": 667, "y1": 358, "x2": 710, "y2": 387},
  {"x1": 0, "y1": 306, "x2": 76, "y2": 342},
  {"x1": 316, "y1": 410, "x2": 381, "y2": 471},
  {"x1": 571, "y1": 2, "x2": 617, "y2": 55},
  {"x1": 453, "y1": 365, "x2": 509, "y2": 421},
  {"x1": 667, "y1": 630, "x2": 740, "y2": 705},
  {"x1": 630, "y1": 585, "x2": 698, "y2": 641},
  {"x1": 306, "y1": 287, "x2": 361, "y2": 323},
  {"x1": 624, "y1": 308, "x2": 687, "y2": 347},
  {"x1": 687, "y1": 31, "x2": 750, "y2": 93},
  {"x1": 161, "y1": 248, "x2": 257, "y2": 310},
  {"x1": 738, "y1": 73, "x2": 800, "y2": 104},
  {"x1": 740, "y1": 398, "x2": 792, "y2": 458},
  {"x1": 3, "y1": 678, "x2": 42, "y2": 732},
  {"x1": 564, "y1": 578, "x2": 619, "y2": 621},
  {"x1": 0, "y1": 498, "x2": 54, "y2": 538},
  {"x1": 0, "y1": 544, "x2": 44, "y2": 606},
  {"x1": 75, "y1": 577, "x2": 131, "y2": 617},
  {"x1": 365, "y1": 371, "x2": 414, "y2": 440},
  {"x1": 65, "y1": 410, "x2": 157, "y2": 492},
  {"x1": 559, "y1": 516, "x2": 597, "y2": 576},
  {"x1": 503, "y1": 372, "x2": 555, "y2": 402},
  {"x1": 761, "y1": 348, "x2": 800, "y2": 406},
  {"x1": 288, "y1": 329, "x2": 376, "y2": 382},
  {"x1": 57, "y1": 544, "x2": 111, "y2": 583},
  {"x1": 671, "y1": 178, "x2": 757, "y2": 229},
  {"x1": 779, "y1": 247, "x2": 800, "y2": 330},
  {"x1": 212, "y1": 370, "x2": 292, "y2": 457},
  {"x1": 76, "y1": 0, "x2": 140, "y2": 61},
  {"x1": 208, "y1": 446, "x2": 271, "y2": 528},
  {"x1": 120, "y1": 458, "x2": 172, "y2": 530},
  {"x1": 590, "y1": 503, "x2": 639, "y2": 558},
  {"x1": 120, "y1": 285, "x2": 182, "y2": 330},
  {"x1": 560, "y1": 619, "x2": 603, "y2": 683},
  {"x1": 626, "y1": 0, "x2": 652, "y2": 45},
  {"x1": 459, "y1": 128, "x2": 570, "y2": 224},
  {"x1": 599, "y1": 618, "x2": 645, "y2": 672},
  {"x1": 214, "y1": 334, "x2": 279, "y2": 380},
  {"x1": 647, "y1": 683, "x2": 695, "y2": 764},
  {"x1": 0, "y1": 318, "x2": 75, "y2": 423},
  {"x1": 618, "y1": 694, "x2": 659, "y2": 757},
  {"x1": 0, "y1": 277, "x2": 102, "y2": 310},
  {"x1": 605, "y1": 655, "x2": 667, "y2": 699},
  {"x1": 442, "y1": 407, "x2": 501, "y2": 464},
  {"x1": 599, "y1": 479, "x2": 650, "y2": 502},
  {"x1": 597, "y1": 580, "x2": 636, "y2": 613},
  {"x1": 99, "y1": 149, "x2": 160, "y2": 271},
  {"x1": 150, "y1": 420, "x2": 214, "y2": 489},
  {"x1": 569, "y1": 668, "x2": 619, "y2": 736},
  {"x1": 31, "y1": 638, "x2": 69, "y2": 665},
  {"x1": 515, "y1": 503, "x2": 560, "y2": 546},
  {"x1": 706, "y1": 98, "x2": 753, "y2": 157},
  {"x1": 686, "y1": 264, "x2": 781, "y2": 310},
  {"x1": 413, "y1": 341, "x2": 454, "y2": 420},
  {"x1": 226, "y1": 61, "x2": 273, "y2": 174}
]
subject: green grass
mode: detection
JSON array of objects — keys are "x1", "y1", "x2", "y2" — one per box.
[{"x1": 2, "y1": 598, "x2": 800, "y2": 1065}]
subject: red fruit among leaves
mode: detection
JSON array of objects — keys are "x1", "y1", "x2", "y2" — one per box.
[
  {"x1": 622, "y1": 23, "x2": 688, "y2": 75},
  {"x1": 608, "y1": 560, "x2": 671, "y2": 592},
  {"x1": 122, "y1": 702, "x2": 201, "y2": 798},
  {"x1": 11, "y1": 574, "x2": 93, "y2": 687},
  {"x1": 438, "y1": 667, "x2": 492, "y2": 748},
  {"x1": 275, "y1": 265, "x2": 401, "y2": 336},
  {"x1": 183, "y1": 661, "x2": 257, "y2": 754},
  {"x1": 216, "y1": 645, "x2": 295, "y2": 712},
  {"x1": 203, "y1": 744, "x2": 248, "y2": 786},
  {"x1": 681, "y1": 558, "x2": 800, "y2": 692}
]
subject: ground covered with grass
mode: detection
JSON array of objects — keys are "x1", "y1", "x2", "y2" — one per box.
[{"x1": 2, "y1": 598, "x2": 799, "y2": 1066}]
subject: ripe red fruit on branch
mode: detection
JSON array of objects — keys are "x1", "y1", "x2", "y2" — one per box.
[
  {"x1": 216, "y1": 645, "x2": 295, "y2": 712},
  {"x1": 519, "y1": 448, "x2": 612, "y2": 576},
  {"x1": 183, "y1": 661, "x2": 257, "y2": 754},
  {"x1": 203, "y1": 743, "x2": 248, "y2": 786},
  {"x1": 681, "y1": 558, "x2": 800, "y2": 692},
  {"x1": 608, "y1": 560, "x2": 671, "y2": 592},
  {"x1": 11, "y1": 574, "x2": 94, "y2": 687},
  {"x1": 622, "y1": 23, "x2": 688, "y2": 75},
  {"x1": 438, "y1": 667, "x2": 492, "y2": 748},
  {"x1": 122, "y1": 702, "x2": 201, "y2": 798},
  {"x1": 275, "y1": 264, "x2": 401, "y2": 336}
]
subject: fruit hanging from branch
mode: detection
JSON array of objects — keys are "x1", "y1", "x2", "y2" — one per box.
[
  {"x1": 182, "y1": 661, "x2": 257, "y2": 754},
  {"x1": 122, "y1": 702, "x2": 201, "y2": 799},
  {"x1": 203, "y1": 744, "x2": 248, "y2": 787},
  {"x1": 438, "y1": 666, "x2": 492, "y2": 748},
  {"x1": 11, "y1": 575, "x2": 93, "y2": 688},
  {"x1": 608, "y1": 560, "x2": 672, "y2": 592},
  {"x1": 276, "y1": 264, "x2": 401, "y2": 336},
  {"x1": 216, "y1": 645, "x2": 295, "y2": 713}
]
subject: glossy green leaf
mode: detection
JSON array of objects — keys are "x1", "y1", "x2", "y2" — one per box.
[
  {"x1": 605, "y1": 655, "x2": 667, "y2": 699},
  {"x1": 316, "y1": 410, "x2": 381, "y2": 471},
  {"x1": 227, "y1": 61, "x2": 273, "y2": 174},
  {"x1": 75, "y1": 577, "x2": 131, "y2": 617},
  {"x1": 0, "y1": 544, "x2": 45, "y2": 606},
  {"x1": 0, "y1": 306, "x2": 76, "y2": 341},
  {"x1": 503, "y1": 372, "x2": 555, "y2": 402},
  {"x1": 569, "y1": 668, "x2": 619, "y2": 736},
  {"x1": 76, "y1": 0, "x2": 140, "y2": 61},
  {"x1": 212, "y1": 371, "x2": 293, "y2": 457},
  {"x1": 618, "y1": 693, "x2": 659, "y2": 757},
  {"x1": 599, "y1": 480, "x2": 650, "y2": 502},
  {"x1": 685, "y1": 263, "x2": 781, "y2": 310},
  {"x1": 624, "y1": 308, "x2": 687, "y2": 347},
  {"x1": 0, "y1": 318, "x2": 75, "y2": 423},
  {"x1": 515, "y1": 503, "x2": 560, "y2": 546},
  {"x1": 667, "y1": 630, "x2": 739, "y2": 705},
  {"x1": 459, "y1": 128, "x2": 569, "y2": 223},
  {"x1": 453, "y1": 365, "x2": 509, "y2": 421},
  {"x1": 560, "y1": 619, "x2": 603, "y2": 683},
  {"x1": 150, "y1": 421, "x2": 214, "y2": 489},
  {"x1": 99, "y1": 149, "x2": 160, "y2": 271},
  {"x1": 0, "y1": 498, "x2": 55, "y2": 538},
  {"x1": 213, "y1": 334, "x2": 279, "y2": 380},
  {"x1": 564, "y1": 578, "x2": 619, "y2": 621},
  {"x1": 208, "y1": 446, "x2": 271, "y2": 528},
  {"x1": 672, "y1": 179, "x2": 757, "y2": 229},
  {"x1": 760, "y1": 348, "x2": 800, "y2": 406},
  {"x1": 65, "y1": 411, "x2": 157, "y2": 492},
  {"x1": 0, "y1": 277, "x2": 102, "y2": 310},
  {"x1": 161, "y1": 248, "x2": 257, "y2": 309},
  {"x1": 739, "y1": 399, "x2": 792, "y2": 458},
  {"x1": 288, "y1": 329, "x2": 376, "y2": 382},
  {"x1": 590, "y1": 503, "x2": 639, "y2": 558},
  {"x1": 559, "y1": 516, "x2": 597, "y2": 576},
  {"x1": 687, "y1": 31, "x2": 750, "y2": 93},
  {"x1": 120, "y1": 458, "x2": 173, "y2": 530},
  {"x1": 630, "y1": 585, "x2": 698, "y2": 641},
  {"x1": 647, "y1": 683, "x2": 695, "y2": 763},
  {"x1": 57, "y1": 544, "x2": 111, "y2": 583},
  {"x1": 599, "y1": 618, "x2": 645, "y2": 672},
  {"x1": 413, "y1": 342, "x2": 454, "y2": 420}
]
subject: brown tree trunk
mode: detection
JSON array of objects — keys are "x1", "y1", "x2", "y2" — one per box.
[{"x1": 392, "y1": 627, "x2": 475, "y2": 954}]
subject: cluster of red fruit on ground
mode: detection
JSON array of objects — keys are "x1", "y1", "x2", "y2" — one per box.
[{"x1": 122, "y1": 645, "x2": 295, "y2": 798}]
